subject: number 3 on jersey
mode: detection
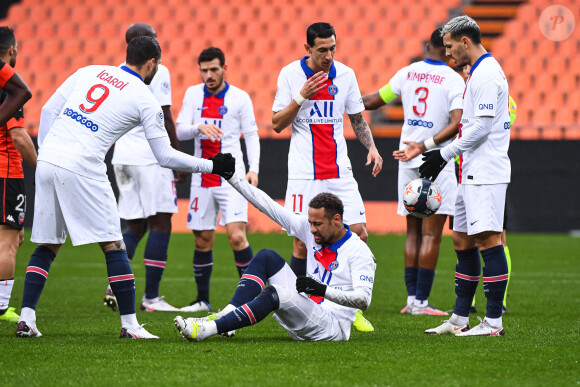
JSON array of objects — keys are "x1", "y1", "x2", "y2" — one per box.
[
  {"x1": 80, "y1": 84, "x2": 110, "y2": 113},
  {"x1": 413, "y1": 87, "x2": 429, "y2": 117}
]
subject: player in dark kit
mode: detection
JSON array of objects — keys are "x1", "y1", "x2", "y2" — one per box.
[{"x1": 0, "y1": 27, "x2": 36, "y2": 323}]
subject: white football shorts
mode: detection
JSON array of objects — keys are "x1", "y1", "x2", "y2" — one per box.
[
  {"x1": 31, "y1": 161, "x2": 122, "y2": 246},
  {"x1": 114, "y1": 164, "x2": 177, "y2": 220},
  {"x1": 453, "y1": 183, "x2": 507, "y2": 235},
  {"x1": 284, "y1": 176, "x2": 366, "y2": 225},
  {"x1": 269, "y1": 264, "x2": 350, "y2": 341},
  {"x1": 187, "y1": 184, "x2": 248, "y2": 230},
  {"x1": 397, "y1": 164, "x2": 457, "y2": 216}
]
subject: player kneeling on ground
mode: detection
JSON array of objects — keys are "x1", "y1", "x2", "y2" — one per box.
[{"x1": 175, "y1": 153, "x2": 376, "y2": 342}]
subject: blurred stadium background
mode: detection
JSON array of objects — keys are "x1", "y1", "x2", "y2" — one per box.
[{"x1": 1, "y1": 0, "x2": 578, "y2": 232}]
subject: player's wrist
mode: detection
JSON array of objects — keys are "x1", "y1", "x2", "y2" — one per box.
[
  {"x1": 424, "y1": 137, "x2": 437, "y2": 150},
  {"x1": 294, "y1": 93, "x2": 307, "y2": 106}
]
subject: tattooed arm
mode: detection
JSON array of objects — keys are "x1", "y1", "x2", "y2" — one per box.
[{"x1": 348, "y1": 112, "x2": 383, "y2": 177}]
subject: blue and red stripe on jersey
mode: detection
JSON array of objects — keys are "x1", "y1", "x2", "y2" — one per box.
[
  {"x1": 200, "y1": 83, "x2": 229, "y2": 187},
  {"x1": 300, "y1": 57, "x2": 340, "y2": 180},
  {"x1": 309, "y1": 225, "x2": 352, "y2": 304}
]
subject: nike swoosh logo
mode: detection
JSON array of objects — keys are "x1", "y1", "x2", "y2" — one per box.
[
  {"x1": 490, "y1": 329, "x2": 502, "y2": 335},
  {"x1": 234, "y1": 211, "x2": 243, "y2": 216},
  {"x1": 453, "y1": 326, "x2": 464, "y2": 331},
  {"x1": 360, "y1": 211, "x2": 365, "y2": 215},
  {"x1": 197, "y1": 107, "x2": 208, "y2": 110},
  {"x1": 470, "y1": 220, "x2": 479, "y2": 226}
]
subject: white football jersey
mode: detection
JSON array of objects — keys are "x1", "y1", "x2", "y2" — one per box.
[
  {"x1": 38, "y1": 65, "x2": 167, "y2": 181},
  {"x1": 389, "y1": 59, "x2": 465, "y2": 169},
  {"x1": 458, "y1": 54, "x2": 510, "y2": 184},
  {"x1": 294, "y1": 224, "x2": 376, "y2": 321},
  {"x1": 176, "y1": 82, "x2": 260, "y2": 187},
  {"x1": 272, "y1": 58, "x2": 365, "y2": 180},
  {"x1": 111, "y1": 63, "x2": 172, "y2": 166}
]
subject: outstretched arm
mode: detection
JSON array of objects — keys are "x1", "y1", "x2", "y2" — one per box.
[
  {"x1": 348, "y1": 112, "x2": 383, "y2": 177},
  {"x1": 228, "y1": 172, "x2": 306, "y2": 236},
  {"x1": 148, "y1": 135, "x2": 213, "y2": 174}
]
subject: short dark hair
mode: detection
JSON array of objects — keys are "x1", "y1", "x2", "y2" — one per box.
[
  {"x1": 198, "y1": 47, "x2": 225, "y2": 66},
  {"x1": 0, "y1": 27, "x2": 16, "y2": 56},
  {"x1": 430, "y1": 28, "x2": 444, "y2": 48},
  {"x1": 126, "y1": 36, "x2": 161, "y2": 67},
  {"x1": 309, "y1": 193, "x2": 344, "y2": 221},
  {"x1": 441, "y1": 15, "x2": 481, "y2": 45},
  {"x1": 306, "y1": 22, "x2": 336, "y2": 47}
]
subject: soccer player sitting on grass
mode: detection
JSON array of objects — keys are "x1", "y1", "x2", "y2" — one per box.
[{"x1": 174, "y1": 153, "x2": 376, "y2": 342}]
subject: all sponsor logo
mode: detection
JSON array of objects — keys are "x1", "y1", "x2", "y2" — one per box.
[{"x1": 310, "y1": 101, "x2": 334, "y2": 117}]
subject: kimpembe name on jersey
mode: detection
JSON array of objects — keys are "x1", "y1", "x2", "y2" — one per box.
[
  {"x1": 406, "y1": 71, "x2": 446, "y2": 85},
  {"x1": 96, "y1": 69, "x2": 130, "y2": 90}
]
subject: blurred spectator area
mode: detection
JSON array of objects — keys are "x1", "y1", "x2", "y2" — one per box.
[{"x1": 1, "y1": 0, "x2": 578, "y2": 140}]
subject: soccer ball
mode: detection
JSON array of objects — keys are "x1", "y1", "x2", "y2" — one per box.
[{"x1": 403, "y1": 178, "x2": 442, "y2": 218}]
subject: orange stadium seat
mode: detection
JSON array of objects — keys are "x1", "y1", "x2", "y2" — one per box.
[{"x1": 6, "y1": 4, "x2": 28, "y2": 20}]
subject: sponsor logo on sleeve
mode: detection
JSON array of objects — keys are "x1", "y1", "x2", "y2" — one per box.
[{"x1": 156, "y1": 110, "x2": 164, "y2": 127}]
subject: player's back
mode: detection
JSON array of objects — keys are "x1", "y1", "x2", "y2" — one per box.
[
  {"x1": 112, "y1": 63, "x2": 172, "y2": 166},
  {"x1": 39, "y1": 65, "x2": 163, "y2": 181},
  {"x1": 392, "y1": 59, "x2": 465, "y2": 168}
]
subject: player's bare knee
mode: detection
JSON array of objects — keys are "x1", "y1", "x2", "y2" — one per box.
[
  {"x1": 148, "y1": 212, "x2": 173, "y2": 234},
  {"x1": 127, "y1": 219, "x2": 148, "y2": 239},
  {"x1": 227, "y1": 231, "x2": 248, "y2": 251},
  {"x1": 193, "y1": 231, "x2": 214, "y2": 251},
  {"x1": 99, "y1": 240, "x2": 126, "y2": 253}
]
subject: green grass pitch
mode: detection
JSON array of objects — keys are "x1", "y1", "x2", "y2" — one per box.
[{"x1": 0, "y1": 232, "x2": 578, "y2": 386}]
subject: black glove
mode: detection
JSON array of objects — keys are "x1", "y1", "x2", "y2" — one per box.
[
  {"x1": 419, "y1": 150, "x2": 448, "y2": 181},
  {"x1": 210, "y1": 152, "x2": 235, "y2": 180},
  {"x1": 296, "y1": 276, "x2": 327, "y2": 297}
]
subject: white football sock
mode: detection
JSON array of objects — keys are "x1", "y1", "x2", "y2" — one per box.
[
  {"x1": 414, "y1": 299, "x2": 428, "y2": 308},
  {"x1": 0, "y1": 279, "x2": 14, "y2": 310},
  {"x1": 485, "y1": 316, "x2": 502, "y2": 328},
  {"x1": 20, "y1": 307, "x2": 36, "y2": 323},
  {"x1": 201, "y1": 321, "x2": 218, "y2": 340},
  {"x1": 406, "y1": 296, "x2": 416, "y2": 306},
  {"x1": 450, "y1": 313, "x2": 469, "y2": 326},
  {"x1": 120, "y1": 313, "x2": 139, "y2": 329},
  {"x1": 216, "y1": 304, "x2": 237, "y2": 319}
]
